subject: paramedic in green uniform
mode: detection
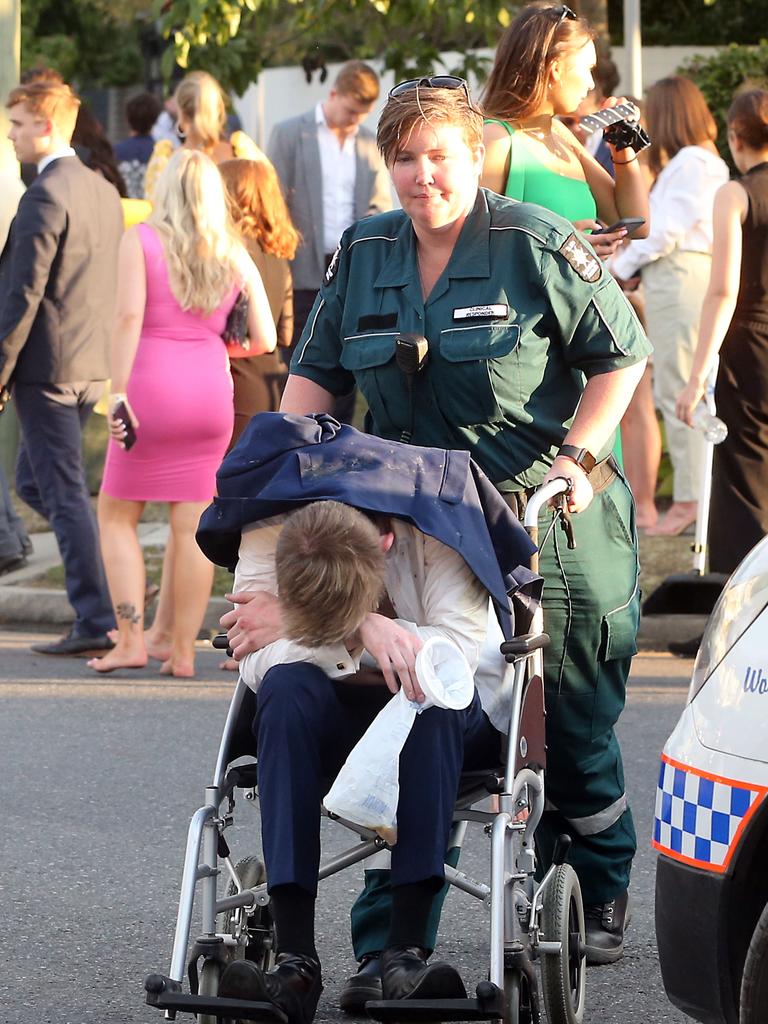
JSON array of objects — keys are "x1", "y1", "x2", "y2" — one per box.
[{"x1": 277, "y1": 78, "x2": 651, "y2": 983}]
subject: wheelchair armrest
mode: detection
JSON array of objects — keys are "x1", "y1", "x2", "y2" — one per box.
[{"x1": 500, "y1": 633, "x2": 550, "y2": 661}]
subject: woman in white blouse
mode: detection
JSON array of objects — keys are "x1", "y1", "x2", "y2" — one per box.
[{"x1": 613, "y1": 77, "x2": 729, "y2": 535}]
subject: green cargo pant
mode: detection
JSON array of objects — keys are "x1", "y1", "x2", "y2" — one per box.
[{"x1": 350, "y1": 470, "x2": 639, "y2": 960}]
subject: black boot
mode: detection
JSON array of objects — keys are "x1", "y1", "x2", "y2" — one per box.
[
  {"x1": 218, "y1": 952, "x2": 322, "y2": 1024},
  {"x1": 584, "y1": 890, "x2": 631, "y2": 965},
  {"x1": 380, "y1": 946, "x2": 466, "y2": 1000},
  {"x1": 339, "y1": 953, "x2": 382, "y2": 1013}
]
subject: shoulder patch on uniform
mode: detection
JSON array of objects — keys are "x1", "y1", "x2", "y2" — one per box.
[
  {"x1": 558, "y1": 233, "x2": 602, "y2": 283},
  {"x1": 324, "y1": 244, "x2": 341, "y2": 286}
]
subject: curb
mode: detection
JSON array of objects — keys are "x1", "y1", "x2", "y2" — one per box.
[{"x1": 0, "y1": 582, "x2": 706, "y2": 652}]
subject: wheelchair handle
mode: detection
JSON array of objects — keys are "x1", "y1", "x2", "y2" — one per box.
[
  {"x1": 523, "y1": 476, "x2": 572, "y2": 529},
  {"x1": 211, "y1": 633, "x2": 230, "y2": 650}
]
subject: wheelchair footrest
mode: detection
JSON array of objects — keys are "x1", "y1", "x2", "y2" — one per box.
[
  {"x1": 366, "y1": 991, "x2": 503, "y2": 1022},
  {"x1": 146, "y1": 980, "x2": 287, "y2": 1022}
]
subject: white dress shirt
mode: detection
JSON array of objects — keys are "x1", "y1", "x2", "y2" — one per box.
[
  {"x1": 37, "y1": 147, "x2": 77, "y2": 175},
  {"x1": 612, "y1": 145, "x2": 729, "y2": 280},
  {"x1": 316, "y1": 103, "x2": 357, "y2": 255},
  {"x1": 234, "y1": 514, "x2": 512, "y2": 731}
]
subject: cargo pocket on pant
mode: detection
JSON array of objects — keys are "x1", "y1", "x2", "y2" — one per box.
[{"x1": 591, "y1": 582, "x2": 640, "y2": 741}]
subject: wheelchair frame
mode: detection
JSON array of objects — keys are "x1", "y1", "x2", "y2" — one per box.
[{"x1": 145, "y1": 478, "x2": 586, "y2": 1024}]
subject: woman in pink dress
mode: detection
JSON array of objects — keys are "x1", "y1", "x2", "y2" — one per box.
[{"x1": 90, "y1": 149, "x2": 276, "y2": 676}]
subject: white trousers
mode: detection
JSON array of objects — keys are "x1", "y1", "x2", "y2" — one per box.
[{"x1": 643, "y1": 249, "x2": 711, "y2": 503}]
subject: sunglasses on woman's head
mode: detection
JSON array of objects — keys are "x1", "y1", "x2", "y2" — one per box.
[
  {"x1": 554, "y1": 5, "x2": 577, "y2": 23},
  {"x1": 389, "y1": 76, "x2": 471, "y2": 103}
]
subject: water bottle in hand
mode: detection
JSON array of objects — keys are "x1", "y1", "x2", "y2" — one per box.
[{"x1": 692, "y1": 403, "x2": 728, "y2": 444}]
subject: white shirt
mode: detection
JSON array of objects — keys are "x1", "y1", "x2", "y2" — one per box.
[
  {"x1": 316, "y1": 103, "x2": 357, "y2": 255},
  {"x1": 37, "y1": 147, "x2": 76, "y2": 175},
  {"x1": 612, "y1": 145, "x2": 729, "y2": 280},
  {"x1": 235, "y1": 515, "x2": 512, "y2": 731}
]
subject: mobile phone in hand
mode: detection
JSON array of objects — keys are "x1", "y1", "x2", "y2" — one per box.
[
  {"x1": 592, "y1": 217, "x2": 645, "y2": 237},
  {"x1": 113, "y1": 400, "x2": 137, "y2": 450}
]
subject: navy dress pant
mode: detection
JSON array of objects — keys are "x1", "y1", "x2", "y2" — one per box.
[
  {"x1": 254, "y1": 662, "x2": 501, "y2": 896},
  {"x1": 14, "y1": 381, "x2": 114, "y2": 636},
  {"x1": 0, "y1": 464, "x2": 29, "y2": 561}
]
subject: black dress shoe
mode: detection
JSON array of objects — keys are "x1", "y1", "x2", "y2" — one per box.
[
  {"x1": 339, "y1": 953, "x2": 382, "y2": 1013},
  {"x1": 380, "y1": 946, "x2": 467, "y2": 1001},
  {"x1": 20, "y1": 537, "x2": 33, "y2": 557},
  {"x1": 218, "y1": 952, "x2": 322, "y2": 1024},
  {"x1": 30, "y1": 629, "x2": 115, "y2": 656},
  {"x1": 584, "y1": 890, "x2": 631, "y2": 965},
  {"x1": 0, "y1": 552, "x2": 27, "y2": 577}
]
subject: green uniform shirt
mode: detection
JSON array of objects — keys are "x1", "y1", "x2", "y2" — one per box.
[{"x1": 291, "y1": 189, "x2": 652, "y2": 491}]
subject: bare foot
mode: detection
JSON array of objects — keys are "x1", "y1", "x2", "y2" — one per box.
[
  {"x1": 160, "y1": 657, "x2": 195, "y2": 678},
  {"x1": 145, "y1": 630, "x2": 172, "y2": 663},
  {"x1": 219, "y1": 657, "x2": 239, "y2": 671},
  {"x1": 88, "y1": 649, "x2": 148, "y2": 673},
  {"x1": 635, "y1": 505, "x2": 659, "y2": 531},
  {"x1": 646, "y1": 501, "x2": 697, "y2": 537}
]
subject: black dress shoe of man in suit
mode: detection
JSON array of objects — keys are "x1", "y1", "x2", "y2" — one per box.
[
  {"x1": 30, "y1": 628, "x2": 115, "y2": 657},
  {"x1": 380, "y1": 946, "x2": 467, "y2": 1001},
  {"x1": 0, "y1": 553, "x2": 27, "y2": 576},
  {"x1": 217, "y1": 953, "x2": 323, "y2": 1024}
]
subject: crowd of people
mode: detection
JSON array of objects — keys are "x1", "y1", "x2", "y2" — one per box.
[{"x1": 1, "y1": 1, "x2": 768, "y2": 1018}]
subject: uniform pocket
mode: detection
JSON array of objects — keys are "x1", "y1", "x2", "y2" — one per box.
[
  {"x1": 340, "y1": 332, "x2": 400, "y2": 433},
  {"x1": 437, "y1": 323, "x2": 520, "y2": 425},
  {"x1": 591, "y1": 581, "x2": 640, "y2": 741}
]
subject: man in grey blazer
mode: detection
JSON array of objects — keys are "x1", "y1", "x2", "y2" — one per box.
[
  {"x1": 1, "y1": 79, "x2": 122, "y2": 654},
  {"x1": 268, "y1": 61, "x2": 392, "y2": 386}
]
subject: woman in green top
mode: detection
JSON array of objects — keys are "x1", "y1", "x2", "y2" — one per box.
[{"x1": 480, "y1": 3, "x2": 648, "y2": 259}]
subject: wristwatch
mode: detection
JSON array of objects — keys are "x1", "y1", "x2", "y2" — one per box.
[{"x1": 557, "y1": 444, "x2": 596, "y2": 475}]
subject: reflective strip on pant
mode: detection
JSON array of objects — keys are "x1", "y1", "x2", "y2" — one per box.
[{"x1": 547, "y1": 793, "x2": 628, "y2": 837}]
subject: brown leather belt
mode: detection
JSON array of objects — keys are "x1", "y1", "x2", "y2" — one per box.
[{"x1": 503, "y1": 454, "x2": 619, "y2": 519}]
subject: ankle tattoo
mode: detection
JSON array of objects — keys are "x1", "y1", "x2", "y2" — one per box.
[{"x1": 116, "y1": 602, "x2": 142, "y2": 626}]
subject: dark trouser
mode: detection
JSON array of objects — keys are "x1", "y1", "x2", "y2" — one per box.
[
  {"x1": 0, "y1": 463, "x2": 29, "y2": 560},
  {"x1": 254, "y1": 663, "x2": 500, "y2": 907},
  {"x1": 289, "y1": 286, "x2": 356, "y2": 425},
  {"x1": 350, "y1": 470, "x2": 639, "y2": 959},
  {"x1": 13, "y1": 381, "x2": 114, "y2": 636}
]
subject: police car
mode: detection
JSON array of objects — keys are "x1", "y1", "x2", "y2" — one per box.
[{"x1": 654, "y1": 534, "x2": 768, "y2": 1023}]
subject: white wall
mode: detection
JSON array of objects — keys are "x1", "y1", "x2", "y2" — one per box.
[{"x1": 234, "y1": 45, "x2": 723, "y2": 151}]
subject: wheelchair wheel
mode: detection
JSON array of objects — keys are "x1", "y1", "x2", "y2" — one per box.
[
  {"x1": 539, "y1": 864, "x2": 586, "y2": 1024},
  {"x1": 503, "y1": 967, "x2": 536, "y2": 1024},
  {"x1": 218, "y1": 855, "x2": 276, "y2": 972},
  {"x1": 196, "y1": 958, "x2": 221, "y2": 1024}
]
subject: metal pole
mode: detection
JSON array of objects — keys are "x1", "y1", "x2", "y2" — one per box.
[
  {"x1": 622, "y1": 0, "x2": 643, "y2": 98},
  {"x1": 0, "y1": 0, "x2": 21, "y2": 479}
]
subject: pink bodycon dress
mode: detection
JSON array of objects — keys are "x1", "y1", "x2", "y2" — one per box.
[{"x1": 101, "y1": 223, "x2": 237, "y2": 502}]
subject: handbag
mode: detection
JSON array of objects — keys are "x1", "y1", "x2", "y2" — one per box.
[{"x1": 222, "y1": 290, "x2": 251, "y2": 357}]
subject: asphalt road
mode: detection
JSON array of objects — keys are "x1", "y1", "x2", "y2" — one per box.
[{"x1": 0, "y1": 629, "x2": 694, "y2": 1024}]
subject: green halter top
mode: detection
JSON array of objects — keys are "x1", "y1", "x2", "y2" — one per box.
[{"x1": 486, "y1": 118, "x2": 597, "y2": 223}]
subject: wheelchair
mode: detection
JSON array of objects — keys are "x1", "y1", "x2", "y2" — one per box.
[{"x1": 144, "y1": 477, "x2": 587, "y2": 1024}]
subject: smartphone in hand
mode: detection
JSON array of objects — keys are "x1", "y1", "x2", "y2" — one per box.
[
  {"x1": 113, "y1": 400, "x2": 137, "y2": 450},
  {"x1": 592, "y1": 217, "x2": 646, "y2": 237}
]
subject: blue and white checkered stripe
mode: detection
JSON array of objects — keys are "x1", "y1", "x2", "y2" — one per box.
[{"x1": 653, "y1": 757, "x2": 765, "y2": 872}]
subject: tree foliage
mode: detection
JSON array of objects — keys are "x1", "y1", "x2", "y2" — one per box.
[
  {"x1": 156, "y1": 0, "x2": 524, "y2": 94},
  {"x1": 678, "y1": 42, "x2": 768, "y2": 165},
  {"x1": 22, "y1": 0, "x2": 147, "y2": 87},
  {"x1": 608, "y1": 0, "x2": 768, "y2": 46}
]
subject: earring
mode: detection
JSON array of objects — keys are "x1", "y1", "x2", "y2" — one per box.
[{"x1": 175, "y1": 123, "x2": 186, "y2": 142}]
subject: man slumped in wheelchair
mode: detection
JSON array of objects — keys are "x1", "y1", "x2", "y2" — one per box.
[{"x1": 213, "y1": 479, "x2": 528, "y2": 1024}]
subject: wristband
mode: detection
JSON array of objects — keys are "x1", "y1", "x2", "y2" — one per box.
[
  {"x1": 613, "y1": 154, "x2": 638, "y2": 164},
  {"x1": 557, "y1": 444, "x2": 596, "y2": 475}
]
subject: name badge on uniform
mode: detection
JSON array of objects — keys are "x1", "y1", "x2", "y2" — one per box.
[{"x1": 453, "y1": 303, "x2": 509, "y2": 321}]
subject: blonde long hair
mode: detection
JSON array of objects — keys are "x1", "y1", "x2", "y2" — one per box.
[
  {"x1": 174, "y1": 70, "x2": 227, "y2": 150},
  {"x1": 149, "y1": 149, "x2": 246, "y2": 314}
]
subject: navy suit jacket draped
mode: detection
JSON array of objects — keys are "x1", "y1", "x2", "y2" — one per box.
[{"x1": 196, "y1": 413, "x2": 540, "y2": 640}]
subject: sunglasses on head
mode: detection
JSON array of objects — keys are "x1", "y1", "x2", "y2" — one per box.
[
  {"x1": 554, "y1": 5, "x2": 577, "y2": 24},
  {"x1": 389, "y1": 76, "x2": 471, "y2": 104}
]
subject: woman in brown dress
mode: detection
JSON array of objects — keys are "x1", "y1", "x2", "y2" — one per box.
[
  {"x1": 677, "y1": 89, "x2": 768, "y2": 572},
  {"x1": 220, "y1": 158, "x2": 300, "y2": 446}
]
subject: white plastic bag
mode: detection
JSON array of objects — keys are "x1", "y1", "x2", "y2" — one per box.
[{"x1": 323, "y1": 636, "x2": 475, "y2": 844}]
